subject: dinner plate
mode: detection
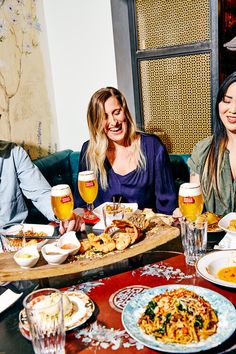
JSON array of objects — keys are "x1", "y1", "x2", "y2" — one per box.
[
  {"x1": 19, "y1": 290, "x2": 95, "y2": 337},
  {"x1": 196, "y1": 250, "x2": 236, "y2": 288},
  {"x1": 122, "y1": 284, "x2": 236, "y2": 353},
  {"x1": 22, "y1": 224, "x2": 55, "y2": 250},
  {"x1": 0, "y1": 224, "x2": 55, "y2": 252}
]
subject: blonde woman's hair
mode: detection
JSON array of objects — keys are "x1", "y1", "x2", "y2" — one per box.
[{"x1": 85, "y1": 87, "x2": 146, "y2": 189}]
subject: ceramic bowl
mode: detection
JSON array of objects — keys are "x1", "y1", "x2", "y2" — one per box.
[
  {"x1": 56, "y1": 231, "x2": 81, "y2": 255},
  {"x1": 41, "y1": 244, "x2": 69, "y2": 265},
  {"x1": 13, "y1": 245, "x2": 39, "y2": 268},
  {"x1": 218, "y1": 212, "x2": 236, "y2": 235}
]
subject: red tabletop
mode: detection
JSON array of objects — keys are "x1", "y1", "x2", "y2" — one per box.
[{"x1": 62, "y1": 254, "x2": 236, "y2": 354}]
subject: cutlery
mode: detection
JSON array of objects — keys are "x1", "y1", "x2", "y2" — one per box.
[{"x1": 0, "y1": 234, "x2": 60, "y2": 240}]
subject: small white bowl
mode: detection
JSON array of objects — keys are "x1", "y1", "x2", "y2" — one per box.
[
  {"x1": 218, "y1": 212, "x2": 236, "y2": 235},
  {"x1": 56, "y1": 231, "x2": 81, "y2": 255},
  {"x1": 41, "y1": 244, "x2": 69, "y2": 265},
  {"x1": 13, "y1": 245, "x2": 39, "y2": 268}
]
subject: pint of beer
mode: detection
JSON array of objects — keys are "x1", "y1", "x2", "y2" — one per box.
[
  {"x1": 178, "y1": 183, "x2": 204, "y2": 221},
  {"x1": 78, "y1": 171, "x2": 98, "y2": 210},
  {"x1": 51, "y1": 184, "x2": 74, "y2": 221}
]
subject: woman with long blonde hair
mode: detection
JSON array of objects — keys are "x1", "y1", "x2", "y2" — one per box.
[
  {"x1": 188, "y1": 71, "x2": 236, "y2": 215},
  {"x1": 76, "y1": 87, "x2": 177, "y2": 214}
]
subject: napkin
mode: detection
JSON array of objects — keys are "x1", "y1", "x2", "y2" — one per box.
[
  {"x1": 0, "y1": 288, "x2": 23, "y2": 313},
  {"x1": 214, "y1": 233, "x2": 236, "y2": 250},
  {"x1": 92, "y1": 219, "x2": 105, "y2": 231}
]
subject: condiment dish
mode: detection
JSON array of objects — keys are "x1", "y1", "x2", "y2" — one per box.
[
  {"x1": 41, "y1": 244, "x2": 69, "y2": 265},
  {"x1": 13, "y1": 245, "x2": 39, "y2": 268},
  {"x1": 57, "y1": 231, "x2": 81, "y2": 255}
]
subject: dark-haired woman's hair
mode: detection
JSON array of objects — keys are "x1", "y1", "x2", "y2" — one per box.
[{"x1": 201, "y1": 72, "x2": 236, "y2": 202}]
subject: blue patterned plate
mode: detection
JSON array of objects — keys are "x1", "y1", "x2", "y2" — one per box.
[{"x1": 122, "y1": 284, "x2": 236, "y2": 353}]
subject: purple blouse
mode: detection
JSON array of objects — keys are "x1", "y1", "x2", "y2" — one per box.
[{"x1": 75, "y1": 133, "x2": 177, "y2": 214}]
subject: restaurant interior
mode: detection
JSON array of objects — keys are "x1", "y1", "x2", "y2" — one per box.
[{"x1": 0, "y1": 1, "x2": 236, "y2": 354}]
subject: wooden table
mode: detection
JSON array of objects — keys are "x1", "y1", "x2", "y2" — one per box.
[
  {"x1": 1, "y1": 252, "x2": 235, "y2": 354},
  {"x1": 0, "y1": 224, "x2": 179, "y2": 282}
]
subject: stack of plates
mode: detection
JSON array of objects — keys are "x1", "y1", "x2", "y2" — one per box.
[{"x1": 224, "y1": 36, "x2": 236, "y2": 51}]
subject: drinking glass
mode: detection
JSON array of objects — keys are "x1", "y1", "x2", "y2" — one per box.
[
  {"x1": 180, "y1": 215, "x2": 208, "y2": 266},
  {"x1": 78, "y1": 171, "x2": 98, "y2": 219},
  {"x1": 23, "y1": 288, "x2": 65, "y2": 354},
  {"x1": 102, "y1": 204, "x2": 125, "y2": 227},
  {"x1": 178, "y1": 182, "x2": 204, "y2": 221},
  {"x1": 51, "y1": 184, "x2": 74, "y2": 221}
]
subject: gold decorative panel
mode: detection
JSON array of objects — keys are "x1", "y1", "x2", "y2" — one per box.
[
  {"x1": 140, "y1": 54, "x2": 211, "y2": 153},
  {"x1": 136, "y1": 0, "x2": 210, "y2": 50}
]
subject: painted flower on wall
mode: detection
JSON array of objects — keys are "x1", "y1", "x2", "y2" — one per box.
[
  {"x1": 0, "y1": 0, "x2": 41, "y2": 137},
  {"x1": 0, "y1": 0, "x2": 57, "y2": 158}
]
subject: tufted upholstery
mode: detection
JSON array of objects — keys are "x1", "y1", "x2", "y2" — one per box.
[
  {"x1": 169, "y1": 153, "x2": 190, "y2": 193},
  {"x1": 25, "y1": 150, "x2": 80, "y2": 224},
  {"x1": 25, "y1": 150, "x2": 190, "y2": 223}
]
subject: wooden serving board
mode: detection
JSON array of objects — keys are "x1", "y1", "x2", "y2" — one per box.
[{"x1": 0, "y1": 225, "x2": 179, "y2": 282}]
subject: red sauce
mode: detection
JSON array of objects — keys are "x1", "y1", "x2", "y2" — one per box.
[{"x1": 60, "y1": 243, "x2": 76, "y2": 250}]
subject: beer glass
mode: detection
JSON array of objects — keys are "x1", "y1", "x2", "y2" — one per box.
[
  {"x1": 51, "y1": 184, "x2": 74, "y2": 221},
  {"x1": 78, "y1": 171, "x2": 98, "y2": 214},
  {"x1": 178, "y1": 182, "x2": 204, "y2": 221}
]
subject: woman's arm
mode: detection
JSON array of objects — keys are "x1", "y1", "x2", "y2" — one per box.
[{"x1": 189, "y1": 169, "x2": 200, "y2": 184}]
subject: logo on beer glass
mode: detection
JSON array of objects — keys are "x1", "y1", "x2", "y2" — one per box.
[
  {"x1": 178, "y1": 183, "x2": 204, "y2": 221},
  {"x1": 51, "y1": 184, "x2": 74, "y2": 221}
]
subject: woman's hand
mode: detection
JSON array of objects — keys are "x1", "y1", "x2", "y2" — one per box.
[
  {"x1": 59, "y1": 212, "x2": 85, "y2": 235},
  {"x1": 172, "y1": 207, "x2": 183, "y2": 218}
]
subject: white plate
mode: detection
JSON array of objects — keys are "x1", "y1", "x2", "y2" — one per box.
[
  {"x1": 0, "y1": 223, "x2": 55, "y2": 252},
  {"x1": 196, "y1": 250, "x2": 236, "y2": 288},
  {"x1": 122, "y1": 284, "x2": 236, "y2": 353},
  {"x1": 22, "y1": 224, "x2": 55, "y2": 250},
  {"x1": 0, "y1": 288, "x2": 23, "y2": 314},
  {"x1": 218, "y1": 212, "x2": 236, "y2": 235},
  {"x1": 19, "y1": 290, "x2": 95, "y2": 334}
]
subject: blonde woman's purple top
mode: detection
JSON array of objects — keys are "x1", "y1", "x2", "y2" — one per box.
[{"x1": 76, "y1": 133, "x2": 177, "y2": 214}]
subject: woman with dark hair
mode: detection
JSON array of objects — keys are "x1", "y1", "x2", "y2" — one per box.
[
  {"x1": 76, "y1": 87, "x2": 177, "y2": 214},
  {"x1": 188, "y1": 71, "x2": 236, "y2": 215}
]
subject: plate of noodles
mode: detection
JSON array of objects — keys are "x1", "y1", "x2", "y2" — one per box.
[{"x1": 122, "y1": 284, "x2": 236, "y2": 353}]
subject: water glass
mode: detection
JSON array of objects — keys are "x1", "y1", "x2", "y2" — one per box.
[
  {"x1": 180, "y1": 216, "x2": 208, "y2": 266},
  {"x1": 102, "y1": 204, "x2": 125, "y2": 227},
  {"x1": 23, "y1": 288, "x2": 65, "y2": 354}
]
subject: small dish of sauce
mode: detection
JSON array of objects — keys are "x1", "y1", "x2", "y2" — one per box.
[
  {"x1": 60, "y1": 243, "x2": 77, "y2": 250},
  {"x1": 217, "y1": 266, "x2": 236, "y2": 283}
]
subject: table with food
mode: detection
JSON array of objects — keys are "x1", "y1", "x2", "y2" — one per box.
[{"x1": 0, "y1": 196, "x2": 236, "y2": 354}]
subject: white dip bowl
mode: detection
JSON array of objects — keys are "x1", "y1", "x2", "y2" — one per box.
[
  {"x1": 56, "y1": 231, "x2": 81, "y2": 256},
  {"x1": 13, "y1": 245, "x2": 39, "y2": 268},
  {"x1": 41, "y1": 244, "x2": 69, "y2": 265}
]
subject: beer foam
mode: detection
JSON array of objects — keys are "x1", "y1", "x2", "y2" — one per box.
[
  {"x1": 179, "y1": 183, "x2": 201, "y2": 197},
  {"x1": 78, "y1": 171, "x2": 95, "y2": 182},
  {"x1": 51, "y1": 184, "x2": 71, "y2": 197}
]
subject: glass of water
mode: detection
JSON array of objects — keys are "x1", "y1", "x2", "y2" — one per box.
[
  {"x1": 23, "y1": 288, "x2": 65, "y2": 354},
  {"x1": 180, "y1": 215, "x2": 208, "y2": 266}
]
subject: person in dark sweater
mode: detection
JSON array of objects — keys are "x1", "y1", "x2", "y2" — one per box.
[{"x1": 76, "y1": 87, "x2": 177, "y2": 214}]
